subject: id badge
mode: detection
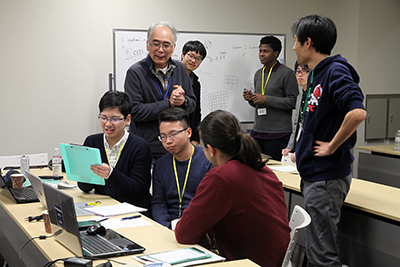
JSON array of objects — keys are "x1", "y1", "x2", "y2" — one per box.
[
  {"x1": 257, "y1": 108, "x2": 267, "y2": 116},
  {"x1": 296, "y1": 122, "x2": 303, "y2": 142}
]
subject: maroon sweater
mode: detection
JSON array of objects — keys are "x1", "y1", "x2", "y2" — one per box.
[{"x1": 175, "y1": 160, "x2": 290, "y2": 266}]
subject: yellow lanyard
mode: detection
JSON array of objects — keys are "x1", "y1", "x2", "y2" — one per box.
[
  {"x1": 104, "y1": 140, "x2": 126, "y2": 168},
  {"x1": 261, "y1": 62, "x2": 277, "y2": 95},
  {"x1": 173, "y1": 145, "x2": 194, "y2": 217}
]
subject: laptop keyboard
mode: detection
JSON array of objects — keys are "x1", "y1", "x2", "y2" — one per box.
[
  {"x1": 12, "y1": 188, "x2": 38, "y2": 200},
  {"x1": 80, "y1": 232, "x2": 123, "y2": 255}
]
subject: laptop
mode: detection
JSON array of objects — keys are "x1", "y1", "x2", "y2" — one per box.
[
  {"x1": 0, "y1": 171, "x2": 39, "y2": 203},
  {"x1": 42, "y1": 182, "x2": 145, "y2": 258},
  {"x1": 26, "y1": 171, "x2": 94, "y2": 216},
  {"x1": 26, "y1": 171, "x2": 48, "y2": 208}
]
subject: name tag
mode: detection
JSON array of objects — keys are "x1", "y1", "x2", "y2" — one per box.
[
  {"x1": 296, "y1": 122, "x2": 303, "y2": 142},
  {"x1": 257, "y1": 108, "x2": 267, "y2": 116}
]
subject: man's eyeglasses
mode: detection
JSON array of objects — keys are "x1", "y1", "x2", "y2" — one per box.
[
  {"x1": 158, "y1": 128, "x2": 188, "y2": 142},
  {"x1": 295, "y1": 69, "x2": 310, "y2": 75},
  {"x1": 186, "y1": 53, "x2": 203, "y2": 63},
  {"x1": 149, "y1": 41, "x2": 174, "y2": 52},
  {"x1": 98, "y1": 115, "x2": 125, "y2": 124}
]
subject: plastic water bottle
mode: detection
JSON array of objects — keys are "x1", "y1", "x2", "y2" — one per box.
[
  {"x1": 395, "y1": 130, "x2": 400, "y2": 152},
  {"x1": 20, "y1": 155, "x2": 30, "y2": 175},
  {"x1": 52, "y1": 148, "x2": 62, "y2": 176}
]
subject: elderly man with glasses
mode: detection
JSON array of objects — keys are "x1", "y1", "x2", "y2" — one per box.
[
  {"x1": 124, "y1": 22, "x2": 196, "y2": 161},
  {"x1": 152, "y1": 107, "x2": 212, "y2": 229},
  {"x1": 78, "y1": 91, "x2": 153, "y2": 217}
]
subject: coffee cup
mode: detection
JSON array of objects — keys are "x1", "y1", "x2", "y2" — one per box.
[{"x1": 11, "y1": 173, "x2": 25, "y2": 188}]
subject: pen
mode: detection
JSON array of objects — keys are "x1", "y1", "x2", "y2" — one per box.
[
  {"x1": 121, "y1": 215, "x2": 141, "y2": 220},
  {"x1": 97, "y1": 217, "x2": 108, "y2": 223},
  {"x1": 86, "y1": 201, "x2": 101, "y2": 206}
]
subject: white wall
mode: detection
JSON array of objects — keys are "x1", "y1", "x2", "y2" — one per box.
[
  {"x1": 357, "y1": 0, "x2": 400, "y2": 143},
  {"x1": 1, "y1": 0, "x2": 399, "y2": 159}
]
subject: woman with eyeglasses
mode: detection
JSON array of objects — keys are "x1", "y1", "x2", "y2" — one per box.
[
  {"x1": 282, "y1": 61, "x2": 310, "y2": 162},
  {"x1": 175, "y1": 110, "x2": 290, "y2": 267}
]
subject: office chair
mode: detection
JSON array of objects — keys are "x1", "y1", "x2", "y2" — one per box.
[{"x1": 281, "y1": 205, "x2": 311, "y2": 267}]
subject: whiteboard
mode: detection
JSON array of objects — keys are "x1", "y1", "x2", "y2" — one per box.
[{"x1": 113, "y1": 29, "x2": 286, "y2": 122}]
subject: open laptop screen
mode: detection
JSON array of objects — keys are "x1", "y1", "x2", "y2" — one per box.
[
  {"x1": 25, "y1": 171, "x2": 48, "y2": 208},
  {"x1": 42, "y1": 183, "x2": 145, "y2": 258},
  {"x1": 42, "y1": 182, "x2": 83, "y2": 256}
]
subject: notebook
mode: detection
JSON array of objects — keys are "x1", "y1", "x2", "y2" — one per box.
[
  {"x1": 42, "y1": 182, "x2": 145, "y2": 258},
  {"x1": 136, "y1": 247, "x2": 211, "y2": 265},
  {"x1": 0, "y1": 171, "x2": 39, "y2": 203},
  {"x1": 83, "y1": 202, "x2": 147, "y2": 217},
  {"x1": 59, "y1": 143, "x2": 105, "y2": 186},
  {"x1": 134, "y1": 246, "x2": 225, "y2": 267}
]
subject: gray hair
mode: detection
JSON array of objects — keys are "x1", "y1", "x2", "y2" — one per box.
[{"x1": 147, "y1": 21, "x2": 178, "y2": 44}]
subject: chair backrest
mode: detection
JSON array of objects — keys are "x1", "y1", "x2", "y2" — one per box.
[{"x1": 281, "y1": 205, "x2": 311, "y2": 267}]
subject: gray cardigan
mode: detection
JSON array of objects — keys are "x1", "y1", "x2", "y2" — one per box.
[
  {"x1": 287, "y1": 90, "x2": 304, "y2": 151},
  {"x1": 249, "y1": 63, "x2": 298, "y2": 134}
]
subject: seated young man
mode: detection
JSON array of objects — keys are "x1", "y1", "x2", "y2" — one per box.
[
  {"x1": 78, "y1": 91, "x2": 152, "y2": 217},
  {"x1": 152, "y1": 107, "x2": 212, "y2": 229}
]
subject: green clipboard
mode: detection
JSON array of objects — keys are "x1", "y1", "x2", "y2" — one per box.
[
  {"x1": 59, "y1": 143, "x2": 105, "y2": 185},
  {"x1": 137, "y1": 247, "x2": 212, "y2": 265}
]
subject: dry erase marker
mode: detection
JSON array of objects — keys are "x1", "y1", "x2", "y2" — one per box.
[
  {"x1": 243, "y1": 88, "x2": 253, "y2": 94},
  {"x1": 86, "y1": 201, "x2": 101, "y2": 206},
  {"x1": 121, "y1": 215, "x2": 141, "y2": 220}
]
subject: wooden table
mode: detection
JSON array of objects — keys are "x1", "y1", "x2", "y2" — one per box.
[
  {"x1": 5, "y1": 162, "x2": 400, "y2": 266},
  {"x1": 0, "y1": 168, "x2": 259, "y2": 267},
  {"x1": 274, "y1": 166, "x2": 400, "y2": 222},
  {"x1": 356, "y1": 144, "x2": 400, "y2": 188},
  {"x1": 271, "y1": 161, "x2": 400, "y2": 266},
  {"x1": 355, "y1": 144, "x2": 400, "y2": 156}
]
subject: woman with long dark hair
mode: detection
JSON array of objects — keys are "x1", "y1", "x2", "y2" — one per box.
[{"x1": 175, "y1": 110, "x2": 290, "y2": 267}]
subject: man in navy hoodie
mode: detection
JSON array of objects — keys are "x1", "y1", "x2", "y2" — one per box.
[{"x1": 291, "y1": 15, "x2": 366, "y2": 267}]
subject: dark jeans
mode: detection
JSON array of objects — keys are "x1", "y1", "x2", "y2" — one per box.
[{"x1": 255, "y1": 135, "x2": 290, "y2": 161}]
